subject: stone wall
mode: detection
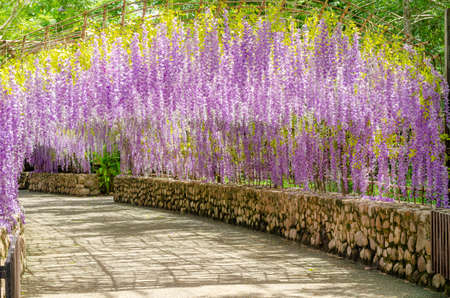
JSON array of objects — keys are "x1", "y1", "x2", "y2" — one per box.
[
  {"x1": 19, "y1": 172, "x2": 30, "y2": 189},
  {"x1": 114, "y1": 175, "x2": 450, "y2": 294},
  {"x1": 26, "y1": 173, "x2": 101, "y2": 196}
]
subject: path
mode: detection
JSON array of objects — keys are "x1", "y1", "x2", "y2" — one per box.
[{"x1": 20, "y1": 190, "x2": 443, "y2": 297}]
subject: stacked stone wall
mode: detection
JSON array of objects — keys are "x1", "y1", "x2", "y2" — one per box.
[
  {"x1": 25, "y1": 173, "x2": 101, "y2": 196},
  {"x1": 114, "y1": 175, "x2": 450, "y2": 293},
  {"x1": 18, "y1": 172, "x2": 30, "y2": 189}
]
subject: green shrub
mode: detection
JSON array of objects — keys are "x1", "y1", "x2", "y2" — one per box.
[{"x1": 92, "y1": 146, "x2": 120, "y2": 194}]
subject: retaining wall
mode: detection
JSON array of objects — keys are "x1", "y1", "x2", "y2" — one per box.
[
  {"x1": 19, "y1": 172, "x2": 30, "y2": 190},
  {"x1": 113, "y1": 175, "x2": 450, "y2": 293},
  {"x1": 21, "y1": 172, "x2": 101, "y2": 196}
]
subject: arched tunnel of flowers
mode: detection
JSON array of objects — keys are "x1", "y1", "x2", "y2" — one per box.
[{"x1": 0, "y1": 7, "x2": 448, "y2": 231}]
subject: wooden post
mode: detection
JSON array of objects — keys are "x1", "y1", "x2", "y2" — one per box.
[
  {"x1": 81, "y1": 11, "x2": 88, "y2": 40},
  {"x1": 121, "y1": 0, "x2": 127, "y2": 27},
  {"x1": 142, "y1": 0, "x2": 147, "y2": 20},
  {"x1": 445, "y1": 8, "x2": 450, "y2": 188},
  {"x1": 103, "y1": 5, "x2": 108, "y2": 29}
]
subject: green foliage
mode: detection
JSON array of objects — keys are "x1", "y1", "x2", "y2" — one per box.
[
  {"x1": 320, "y1": 0, "x2": 450, "y2": 72},
  {"x1": 0, "y1": 0, "x2": 109, "y2": 39},
  {"x1": 92, "y1": 146, "x2": 120, "y2": 194},
  {"x1": 1, "y1": 0, "x2": 449, "y2": 71},
  {"x1": 1, "y1": 3, "x2": 443, "y2": 95},
  {"x1": 1, "y1": 2, "x2": 445, "y2": 203}
]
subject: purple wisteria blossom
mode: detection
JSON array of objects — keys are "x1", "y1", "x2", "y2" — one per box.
[{"x1": 0, "y1": 13, "x2": 448, "y2": 230}]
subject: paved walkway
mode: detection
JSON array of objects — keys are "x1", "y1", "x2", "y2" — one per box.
[{"x1": 20, "y1": 190, "x2": 443, "y2": 298}]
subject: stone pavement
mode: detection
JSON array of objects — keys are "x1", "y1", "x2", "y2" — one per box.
[{"x1": 20, "y1": 190, "x2": 443, "y2": 297}]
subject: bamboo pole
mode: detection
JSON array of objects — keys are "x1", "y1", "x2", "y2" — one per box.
[
  {"x1": 258, "y1": 0, "x2": 266, "y2": 15},
  {"x1": 318, "y1": 0, "x2": 329, "y2": 19},
  {"x1": 216, "y1": 0, "x2": 222, "y2": 15},
  {"x1": 361, "y1": 13, "x2": 373, "y2": 31},
  {"x1": 142, "y1": 0, "x2": 147, "y2": 20},
  {"x1": 121, "y1": 0, "x2": 127, "y2": 26},
  {"x1": 403, "y1": 0, "x2": 412, "y2": 41},
  {"x1": 44, "y1": 28, "x2": 49, "y2": 50},
  {"x1": 445, "y1": 8, "x2": 450, "y2": 191},
  {"x1": 81, "y1": 11, "x2": 88, "y2": 40},
  {"x1": 339, "y1": 2, "x2": 350, "y2": 23},
  {"x1": 21, "y1": 36, "x2": 26, "y2": 55},
  {"x1": 103, "y1": 5, "x2": 108, "y2": 29},
  {"x1": 238, "y1": 0, "x2": 244, "y2": 10},
  {"x1": 198, "y1": 0, "x2": 204, "y2": 13}
]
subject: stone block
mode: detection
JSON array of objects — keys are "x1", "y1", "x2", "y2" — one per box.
[
  {"x1": 361, "y1": 215, "x2": 370, "y2": 228},
  {"x1": 355, "y1": 231, "x2": 368, "y2": 247},
  {"x1": 416, "y1": 226, "x2": 427, "y2": 253},
  {"x1": 369, "y1": 237, "x2": 377, "y2": 251},
  {"x1": 393, "y1": 226, "x2": 401, "y2": 245},
  {"x1": 417, "y1": 255, "x2": 426, "y2": 273},
  {"x1": 405, "y1": 264, "x2": 413, "y2": 277},
  {"x1": 328, "y1": 239, "x2": 336, "y2": 250},
  {"x1": 432, "y1": 274, "x2": 446, "y2": 289},
  {"x1": 407, "y1": 236, "x2": 416, "y2": 252}
]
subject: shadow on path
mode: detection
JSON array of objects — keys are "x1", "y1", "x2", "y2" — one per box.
[{"x1": 20, "y1": 190, "x2": 443, "y2": 297}]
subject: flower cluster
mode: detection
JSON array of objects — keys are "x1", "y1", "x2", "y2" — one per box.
[{"x1": 0, "y1": 9, "x2": 447, "y2": 230}]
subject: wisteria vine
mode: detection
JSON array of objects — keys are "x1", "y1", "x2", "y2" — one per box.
[{"x1": 0, "y1": 8, "x2": 448, "y2": 230}]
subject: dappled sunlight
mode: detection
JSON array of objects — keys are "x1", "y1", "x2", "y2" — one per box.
[{"x1": 20, "y1": 191, "x2": 441, "y2": 297}]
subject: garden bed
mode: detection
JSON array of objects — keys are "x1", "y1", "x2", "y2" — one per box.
[{"x1": 114, "y1": 175, "x2": 450, "y2": 294}]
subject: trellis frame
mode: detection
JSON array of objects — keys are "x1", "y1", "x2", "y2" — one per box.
[{"x1": 0, "y1": 0, "x2": 427, "y2": 62}]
